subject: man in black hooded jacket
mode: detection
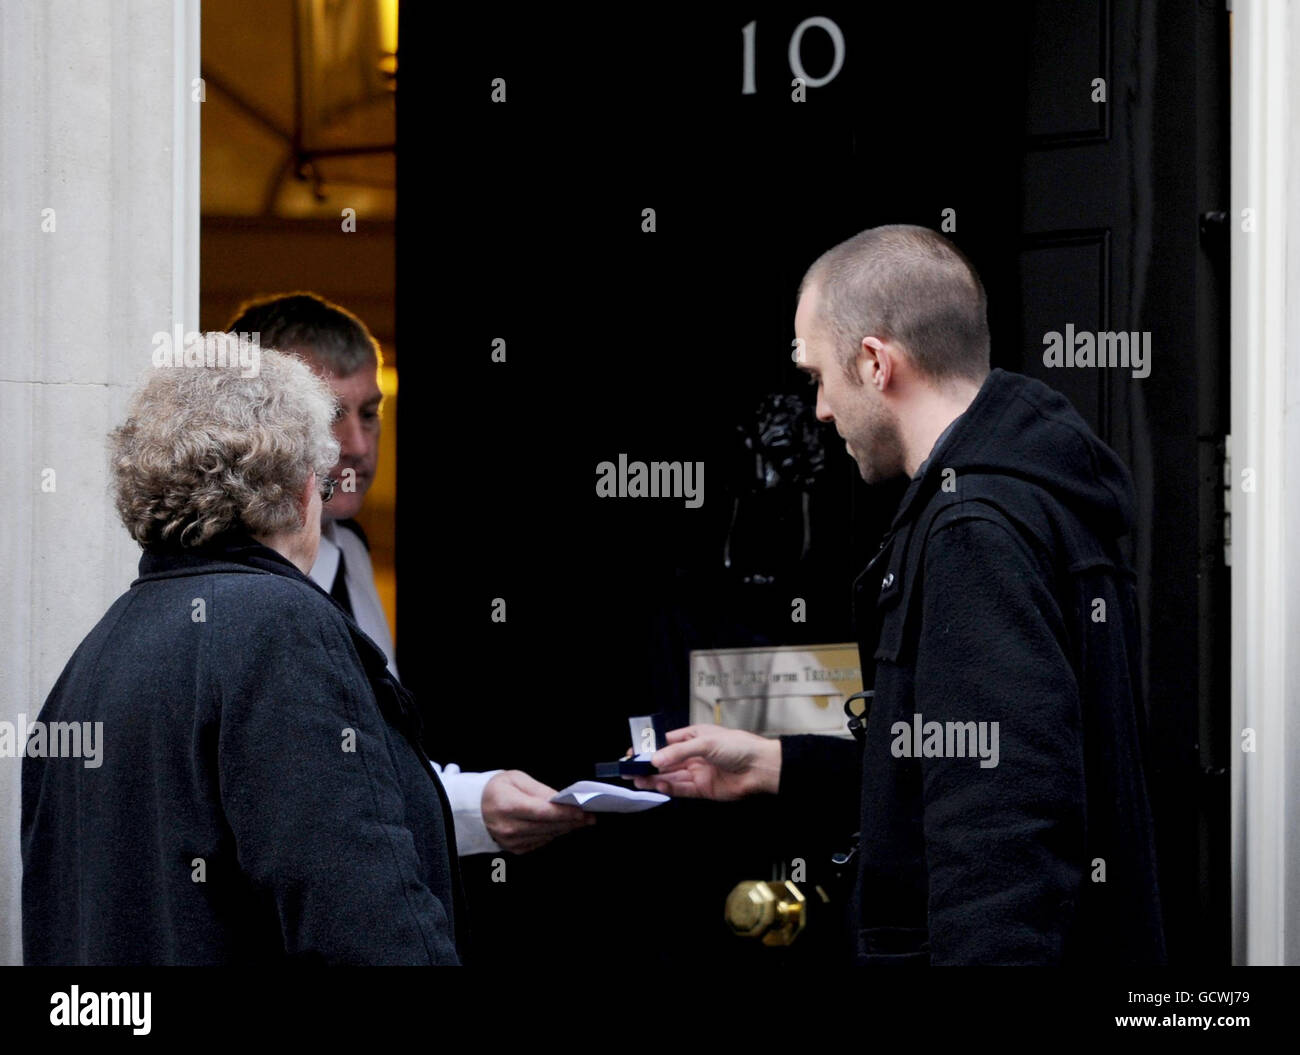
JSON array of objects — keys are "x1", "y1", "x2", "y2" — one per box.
[{"x1": 637, "y1": 225, "x2": 1166, "y2": 966}]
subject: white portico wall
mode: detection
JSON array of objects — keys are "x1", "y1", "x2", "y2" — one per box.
[
  {"x1": 0, "y1": 0, "x2": 199, "y2": 965},
  {"x1": 1230, "y1": 0, "x2": 1300, "y2": 966}
]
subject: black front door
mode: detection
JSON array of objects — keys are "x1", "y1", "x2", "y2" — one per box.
[{"x1": 401, "y1": 1, "x2": 1229, "y2": 967}]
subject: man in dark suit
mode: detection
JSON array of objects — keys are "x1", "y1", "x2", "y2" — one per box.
[{"x1": 225, "y1": 293, "x2": 593, "y2": 856}]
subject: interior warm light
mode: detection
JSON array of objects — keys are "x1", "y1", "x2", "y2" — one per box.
[{"x1": 379, "y1": 0, "x2": 399, "y2": 75}]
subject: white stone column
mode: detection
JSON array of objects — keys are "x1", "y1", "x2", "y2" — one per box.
[
  {"x1": 1230, "y1": 0, "x2": 1300, "y2": 966},
  {"x1": 0, "y1": 0, "x2": 199, "y2": 965}
]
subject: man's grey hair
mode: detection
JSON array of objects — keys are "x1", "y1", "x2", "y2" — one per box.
[
  {"x1": 110, "y1": 341, "x2": 340, "y2": 548},
  {"x1": 225, "y1": 291, "x2": 381, "y2": 377},
  {"x1": 800, "y1": 224, "x2": 990, "y2": 385}
]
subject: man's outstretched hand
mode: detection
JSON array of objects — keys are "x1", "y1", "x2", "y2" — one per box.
[
  {"x1": 632, "y1": 725, "x2": 781, "y2": 801},
  {"x1": 482, "y1": 770, "x2": 595, "y2": 854}
]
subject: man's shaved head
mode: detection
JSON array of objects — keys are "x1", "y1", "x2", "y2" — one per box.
[{"x1": 799, "y1": 225, "x2": 990, "y2": 385}]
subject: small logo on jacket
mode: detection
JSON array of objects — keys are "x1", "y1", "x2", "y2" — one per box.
[
  {"x1": 50, "y1": 987, "x2": 150, "y2": 1035},
  {"x1": 890, "y1": 713, "x2": 999, "y2": 768}
]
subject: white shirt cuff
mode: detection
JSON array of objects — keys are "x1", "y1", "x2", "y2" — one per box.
[{"x1": 429, "y1": 763, "x2": 504, "y2": 856}]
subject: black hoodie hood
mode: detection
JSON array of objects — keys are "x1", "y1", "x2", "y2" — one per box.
[{"x1": 892, "y1": 368, "x2": 1135, "y2": 542}]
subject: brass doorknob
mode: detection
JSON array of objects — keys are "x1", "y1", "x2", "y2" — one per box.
[{"x1": 725, "y1": 880, "x2": 808, "y2": 946}]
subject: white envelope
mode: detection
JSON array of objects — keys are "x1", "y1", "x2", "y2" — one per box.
[{"x1": 550, "y1": 780, "x2": 670, "y2": 813}]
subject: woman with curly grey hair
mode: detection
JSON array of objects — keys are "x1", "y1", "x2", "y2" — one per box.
[
  {"x1": 110, "y1": 343, "x2": 342, "y2": 556},
  {"x1": 21, "y1": 339, "x2": 464, "y2": 965}
]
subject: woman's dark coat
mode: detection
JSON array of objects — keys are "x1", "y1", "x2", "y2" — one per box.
[{"x1": 22, "y1": 533, "x2": 464, "y2": 965}]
